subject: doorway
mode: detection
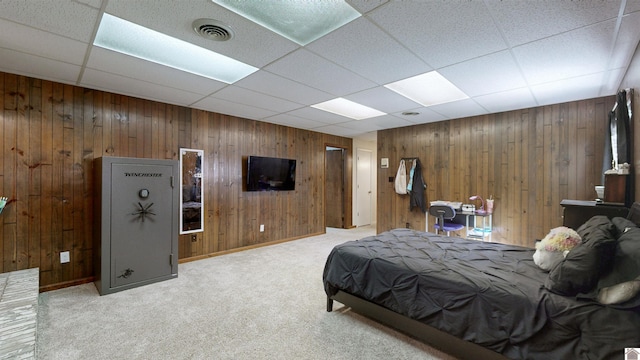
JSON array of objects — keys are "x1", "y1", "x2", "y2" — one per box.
[
  {"x1": 325, "y1": 146, "x2": 346, "y2": 228},
  {"x1": 356, "y1": 149, "x2": 372, "y2": 226}
]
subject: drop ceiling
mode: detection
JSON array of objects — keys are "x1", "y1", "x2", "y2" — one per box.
[{"x1": 1, "y1": 0, "x2": 639, "y2": 141}]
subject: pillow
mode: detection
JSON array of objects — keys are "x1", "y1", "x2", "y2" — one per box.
[
  {"x1": 611, "y1": 216, "x2": 638, "y2": 238},
  {"x1": 545, "y1": 219, "x2": 617, "y2": 296},
  {"x1": 596, "y1": 225, "x2": 640, "y2": 289},
  {"x1": 626, "y1": 202, "x2": 640, "y2": 227},
  {"x1": 576, "y1": 215, "x2": 616, "y2": 240},
  {"x1": 597, "y1": 277, "x2": 640, "y2": 305},
  {"x1": 533, "y1": 226, "x2": 581, "y2": 271}
]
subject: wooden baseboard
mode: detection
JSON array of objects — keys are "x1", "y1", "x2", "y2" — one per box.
[
  {"x1": 36, "y1": 231, "x2": 328, "y2": 291},
  {"x1": 179, "y1": 231, "x2": 326, "y2": 264},
  {"x1": 40, "y1": 277, "x2": 95, "y2": 293}
]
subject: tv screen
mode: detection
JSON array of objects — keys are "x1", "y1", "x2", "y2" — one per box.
[{"x1": 246, "y1": 156, "x2": 296, "y2": 191}]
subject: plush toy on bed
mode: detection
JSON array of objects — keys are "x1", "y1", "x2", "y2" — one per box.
[
  {"x1": 533, "y1": 226, "x2": 582, "y2": 271},
  {"x1": 597, "y1": 276, "x2": 640, "y2": 304}
]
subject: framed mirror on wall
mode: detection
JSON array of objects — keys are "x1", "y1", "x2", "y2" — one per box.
[{"x1": 180, "y1": 148, "x2": 204, "y2": 234}]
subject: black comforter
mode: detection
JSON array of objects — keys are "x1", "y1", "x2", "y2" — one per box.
[{"x1": 323, "y1": 228, "x2": 640, "y2": 359}]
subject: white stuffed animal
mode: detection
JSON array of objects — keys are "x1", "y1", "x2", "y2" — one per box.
[{"x1": 533, "y1": 226, "x2": 581, "y2": 271}]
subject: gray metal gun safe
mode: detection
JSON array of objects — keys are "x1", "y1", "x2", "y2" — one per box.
[{"x1": 94, "y1": 157, "x2": 179, "y2": 295}]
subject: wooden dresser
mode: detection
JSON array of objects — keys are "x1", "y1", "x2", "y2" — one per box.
[{"x1": 560, "y1": 199, "x2": 629, "y2": 230}]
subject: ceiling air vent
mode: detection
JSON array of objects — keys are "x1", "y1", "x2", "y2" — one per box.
[{"x1": 193, "y1": 19, "x2": 234, "y2": 41}]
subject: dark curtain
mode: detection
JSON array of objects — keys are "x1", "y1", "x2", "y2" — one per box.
[{"x1": 603, "y1": 89, "x2": 633, "y2": 207}]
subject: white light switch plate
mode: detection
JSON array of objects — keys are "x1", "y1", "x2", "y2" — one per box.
[
  {"x1": 259, "y1": 224, "x2": 264, "y2": 232},
  {"x1": 60, "y1": 251, "x2": 70, "y2": 263}
]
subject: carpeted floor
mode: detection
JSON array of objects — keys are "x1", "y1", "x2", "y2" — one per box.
[{"x1": 36, "y1": 226, "x2": 456, "y2": 360}]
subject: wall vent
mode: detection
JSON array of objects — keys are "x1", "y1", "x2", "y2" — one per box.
[{"x1": 193, "y1": 19, "x2": 234, "y2": 41}]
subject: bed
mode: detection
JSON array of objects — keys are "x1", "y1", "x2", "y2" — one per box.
[{"x1": 323, "y1": 217, "x2": 640, "y2": 359}]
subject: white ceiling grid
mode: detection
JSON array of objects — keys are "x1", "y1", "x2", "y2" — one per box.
[{"x1": 0, "y1": 0, "x2": 638, "y2": 140}]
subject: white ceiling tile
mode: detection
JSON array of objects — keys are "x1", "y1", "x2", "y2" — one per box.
[
  {"x1": 311, "y1": 124, "x2": 364, "y2": 137},
  {"x1": 429, "y1": 99, "x2": 489, "y2": 119},
  {"x1": 599, "y1": 69, "x2": 626, "y2": 96},
  {"x1": 0, "y1": 0, "x2": 99, "y2": 42},
  {"x1": 0, "y1": 48, "x2": 81, "y2": 85},
  {"x1": 625, "y1": 1, "x2": 640, "y2": 13},
  {"x1": 513, "y1": 20, "x2": 616, "y2": 85},
  {"x1": 486, "y1": 0, "x2": 621, "y2": 46},
  {"x1": 85, "y1": 47, "x2": 228, "y2": 95},
  {"x1": 81, "y1": 68, "x2": 205, "y2": 106},
  {"x1": 365, "y1": 115, "x2": 415, "y2": 129},
  {"x1": 0, "y1": 19, "x2": 88, "y2": 65},
  {"x1": 473, "y1": 88, "x2": 538, "y2": 114},
  {"x1": 191, "y1": 96, "x2": 277, "y2": 120},
  {"x1": 346, "y1": 0, "x2": 388, "y2": 14},
  {"x1": 368, "y1": 2, "x2": 507, "y2": 68},
  {"x1": 621, "y1": 47, "x2": 640, "y2": 89},
  {"x1": 264, "y1": 49, "x2": 377, "y2": 96},
  {"x1": 210, "y1": 86, "x2": 303, "y2": 113},
  {"x1": 440, "y1": 51, "x2": 527, "y2": 97},
  {"x1": 262, "y1": 113, "x2": 330, "y2": 130},
  {"x1": 306, "y1": 17, "x2": 431, "y2": 85},
  {"x1": 235, "y1": 70, "x2": 334, "y2": 106},
  {"x1": 105, "y1": 0, "x2": 299, "y2": 68},
  {"x1": 76, "y1": 0, "x2": 102, "y2": 8},
  {"x1": 0, "y1": 1, "x2": 637, "y2": 138},
  {"x1": 391, "y1": 108, "x2": 448, "y2": 125},
  {"x1": 609, "y1": 12, "x2": 640, "y2": 69},
  {"x1": 530, "y1": 73, "x2": 607, "y2": 106},
  {"x1": 345, "y1": 87, "x2": 419, "y2": 113},
  {"x1": 337, "y1": 119, "x2": 385, "y2": 132},
  {"x1": 285, "y1": 107, "x2": 355, "y2": 125}
]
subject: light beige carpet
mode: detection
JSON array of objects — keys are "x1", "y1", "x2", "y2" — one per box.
[{"x1": 36, "y1": 226, "x2": 456, "y2": 360}]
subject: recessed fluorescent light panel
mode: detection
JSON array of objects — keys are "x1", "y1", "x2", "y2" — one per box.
[
  {"x1": 385, "y1": 71, "x2": 469, "y2": 107},
  {"x1": 312, "y1": 98, "x2": 386, "y2": 120},
  {"x1": 94, "y1": 13, "x2": 258, "y2": 84},
  {"x1": 211, "y1": 0, "x2": 360, "y2": 45}
]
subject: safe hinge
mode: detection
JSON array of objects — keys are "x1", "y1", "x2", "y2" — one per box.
[
  {"x1": 170, "y1": 176, "x2": 174, "y2": 188},
  {"x1": 170, "y1": 253, "x2": 174, "y2": 266}
]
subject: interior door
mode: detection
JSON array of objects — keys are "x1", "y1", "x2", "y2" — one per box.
[
  {"x1": 110, "y1": 162, "x2": 174, "y2": 288},
  {"x1": 325, "y1": 147, "x2": 345, "y2": 228},
  {"x1": 356, "y1": 149, "x2": 372, "y2": 226}
]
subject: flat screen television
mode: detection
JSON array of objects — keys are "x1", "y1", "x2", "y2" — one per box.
[{"x1": 246, "y1": 156, "x2": 296, "y2": 191}]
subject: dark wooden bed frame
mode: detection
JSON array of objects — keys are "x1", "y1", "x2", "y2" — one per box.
[{"x1": 327, "y1": 290, "x2": 508, "y2": 360}]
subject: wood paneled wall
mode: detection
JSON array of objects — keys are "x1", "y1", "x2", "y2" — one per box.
[
  {"x1": 0, "y1": 72, "x2": 352, "y2": 289},
  {"x1": 377, "y1": 96, "x2": 617, "y2": 247}
]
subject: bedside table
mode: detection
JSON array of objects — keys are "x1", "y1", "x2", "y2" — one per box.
[{"x1": 560, "y1": 199, "x2": 628, "y2": 230}]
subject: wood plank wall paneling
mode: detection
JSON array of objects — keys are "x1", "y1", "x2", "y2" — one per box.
[
  {"x1": 0, "y1": 72, "x2": 352, "y2": 289},
  {"x1": 325, "y1": 149, "x2": 343, "y2": 228},
  {"x1": 377, "y1": 97, "x2": 619, "y2": 247}
]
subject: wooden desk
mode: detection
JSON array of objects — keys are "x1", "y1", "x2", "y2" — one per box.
[
  {"x1": 426, "y1": 208, "x2": 492, "y2": 241},
  {"x1": 560, "y1": 199, "x2": 628, "y2": 230}
]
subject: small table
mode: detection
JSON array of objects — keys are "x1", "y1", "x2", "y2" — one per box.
[
  {"x1": 426, "y1": 205, "x2": 492, "y2": 241},
  {"x1": 460, "y1": 210, "x2": 492, "y2": 242}
]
